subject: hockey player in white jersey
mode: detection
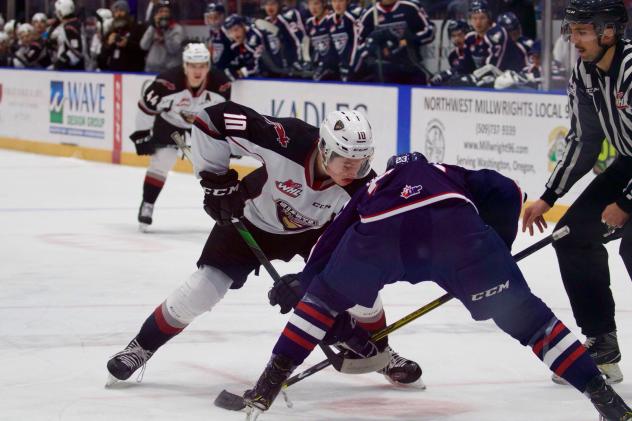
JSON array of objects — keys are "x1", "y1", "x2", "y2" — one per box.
[
  {"x1": 130, "y1": 43, "x2": 231, "y2": 231},
  {"x1": 106, "y1": 102, "x2": 424, "y2": 390}
]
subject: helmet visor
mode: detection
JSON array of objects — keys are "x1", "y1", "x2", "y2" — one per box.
[
  {"x1": 325, "y1": 151, "x2": 372, "y2": 180},
  {"x1": 561, "y1": 20, "x2": 599, "y2": 43}
]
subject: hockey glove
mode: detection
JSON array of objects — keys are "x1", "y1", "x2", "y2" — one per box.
[
  {"x1": 323, "y1": 312, "x2": 381, "y2": 359},
  {"x1": 268, "y1": 273, "x2": 303, "y2": 314},
  {"x1": 129, "y1": 130, "x2": 155, "y2": 156},
  {"x1": 200, "y1": 169, "x2": 246, "y2": 226}
]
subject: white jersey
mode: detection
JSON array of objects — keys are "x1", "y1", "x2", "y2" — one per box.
[{"x1": 191, "y1": 101, "x2": 374, "y2": 234}]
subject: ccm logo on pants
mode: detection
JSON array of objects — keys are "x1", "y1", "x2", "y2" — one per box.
[{"x1": 471, "y1": 281, "x2": 510, "y2": 301}]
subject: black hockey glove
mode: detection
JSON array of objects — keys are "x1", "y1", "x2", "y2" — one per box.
[
  {"x1": 268, "y1": 273, "x2": 303, "y2": 314},
  {"x1": 200, "y1": 169, "x2": 246, "y2": 226},
  {"x1": 323, "y1": 312, "x2": 382, "y2": 358},
  {"x1": 129, "y1": 129, "x2": 155, "y2": 155},
  {"x1": 386, "y1": 151, "x2": 427, "y2": 170}
]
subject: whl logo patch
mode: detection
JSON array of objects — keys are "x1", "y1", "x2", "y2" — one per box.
[
  {"x1": 400, "y1": 184, "x2": 423, "y2": 199},
  {"x1": 276, "y1": 179, "x2": 303, "y2": 198}
]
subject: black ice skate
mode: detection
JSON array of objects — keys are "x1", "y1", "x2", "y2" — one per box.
[
  {"x1": 243, "y1": 354, "x2": 295, "y2": 421},
  {"x1": 105, "y1": 338, "x2": 154, "y2": 387},
  {"x1": 137, "y1": 201, "x2": 154, "y2": 232},
  {"x1": 553, "y1": 331, "x2": 623, "y2": 385},
  {"x1": 584, "y1": 375, "x2": 632, "y2": 421},
  {"x1": 378, "y1": 346, "x2": 425, "y2": 389}
]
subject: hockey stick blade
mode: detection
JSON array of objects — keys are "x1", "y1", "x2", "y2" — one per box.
[{"x1": 214, "y1": 389, "x2": 247, "y2": 411}]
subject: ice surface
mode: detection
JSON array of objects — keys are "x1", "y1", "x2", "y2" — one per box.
[{"x1": 0, "y1": 150, "x2": 630, "y2": 421}]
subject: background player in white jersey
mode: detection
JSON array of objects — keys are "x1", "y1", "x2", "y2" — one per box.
[
  {"x1": 130, "y1": 43, "x2": 231, "y2": 231},
  {"x1": 106, "y1": 103, "x2": 423, "y2": 389}
]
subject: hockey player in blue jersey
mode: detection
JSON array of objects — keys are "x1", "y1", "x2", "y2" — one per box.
[
  {"x1": 222, "y1": 14, "x2": 265, "y2": 80},
  {"x1": 329, "y1": 0, "x2": 360, "y2": 81},
  {"x1": 205, "y1": 3, "x2": 234, "y2": 72},
  {"x1": 429, "y1": 19, "x2": 470, "y2": 85},
  {"x1": 355, "y1": 0, "x2": 434, "y2": 83},
  {"x1": 243, "y1": 149, "x2": 632, "y2": 420},
  {"x1": 261, "y1": 0, "x2": 303, "y2": 76},
  {"x1": 463, "y1": 0, "x2": 492, "y2": 70},
  {"x1": 497, "y1": 11, "x2": 533, "y2": 56},
  {"x1": 304, "y1": 0, "x2": 337, "y2": 80}
]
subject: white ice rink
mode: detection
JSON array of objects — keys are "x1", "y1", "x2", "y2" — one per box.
[{"x1": 1, "y1": 149, "x2": 631, "y2": 421}]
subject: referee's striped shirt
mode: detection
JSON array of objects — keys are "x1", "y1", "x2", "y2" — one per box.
[{"x1": 543, "y1": 40, "x2": 632, "y2": 211}]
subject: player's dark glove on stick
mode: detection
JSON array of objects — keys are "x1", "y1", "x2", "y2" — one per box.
[
  {"x1": 323, "y1": 312, "x2": 381, "y2": 358},
  {"x1": 268, "y1": 273, "x2": 303, "y2": 314},
  {"x1": 129, "y1": 130, "x2": 155, "y2": 155},
  {"x1": 200, "y1": 169, "x2": 246, "y2": 226}
]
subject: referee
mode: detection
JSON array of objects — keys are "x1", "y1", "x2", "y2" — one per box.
[{"x1": 523, "y1": 0, "x2": 631, "y2": 386}]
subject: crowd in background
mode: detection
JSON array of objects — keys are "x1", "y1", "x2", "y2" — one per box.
[{"x1": 0, "y1": 0, "x2": 555, "y2": 89}]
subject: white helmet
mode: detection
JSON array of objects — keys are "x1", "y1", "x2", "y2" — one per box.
[
  {"x1": 55, "y1": 0, "x2": 75, "y2": 19},
  {"x1": 319, "y1": 110, "x2": 374, "y2": 179},
  {"x1": 32, "y1": 13, "x2": 48, "y2": 23},
  {"x1": 0, "y1": 32, "x2": 9, "y2": 44},
  {"x1": 183, "y1": 43, "x2": 211, "y2": 64},
  {"x1": 96, "y1": 8, "x2": 113, "y2": 21},
  {"x1": 17, "y1": 23, "x2": 35, "y2": 36},
  {"x1": 4, "y1": 20, "x2": 16, "y2": 35}
]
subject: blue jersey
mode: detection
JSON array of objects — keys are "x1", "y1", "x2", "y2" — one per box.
[
  {"x1": 282, "y1": 6, "x2": 307, "y2": 42},
  {"x1": 306, "y1": 14, "x2": 335, "y2": 67},
  {"x1": 358, "y1": 1, "x2": 434, "y2": 48},
  {"x1": 207, "y1": 26, "x2": 234, "y2": 70},
  {"x1": 263, "y1": 14, "x2": 303, "y2": 68},
  {"x1": 301, "y1": 153, "x2": 523, "y2": 318},
  {"x1": 224, "y1": 27, "x2": 264, "y2": 80},
  {"x1": 463, "y1": 31, "x2": 488, "y2": 70},
  {"x1": 484, "y1": 24, "x2": 527, "y2": 72},
  {"x1": 328, "y1": 12, "x2": 360, "y2": 70}
]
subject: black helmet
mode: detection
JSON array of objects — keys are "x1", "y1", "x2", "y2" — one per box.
[
  {"x1": 224, "y1": 13, "x2": 245, "y2": 29},
  {"x1": 469, "y1": 0, "x2": 490, "y2": 16},
  {"x1": 447, "y1": 19, "x2": 470, "y2": 36},
  {"x1": 206, "y1": 2, "x2": 225, "y2": 14},
  {"x1": 497, "y1": 12, "x2": 521, "y2": 32},
  {"x1": 562, "y1": 0, "x2": 628, "y2": 40}
]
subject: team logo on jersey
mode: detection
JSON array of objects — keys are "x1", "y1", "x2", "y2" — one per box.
[
  {"x1": 425, "y1": 119, "x2": 446, "y2": 162},
  {"x1": 275, "y1": 199, "x2": 318, "y2": 231},
  {"x1": 276, "y1": 179, "x2": 303, "y2": 197},
  {"x1": 263, "y1": 116, "x2": 290, "y2": 147},
  {"x1": 616, "y1": 91, "x2": 629, "y2": 110},
  {"x1": 400, "y1": 184, "x2": 423, "y2": 199},
  {"x1": 155, "y1": 78, "x2": 176, "y2": 90}
]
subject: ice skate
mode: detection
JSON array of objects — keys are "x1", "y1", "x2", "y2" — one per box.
[
  {"x1": 105, "y1": 338, "x2": 154, "y2": 387},
  {"x1": 378, "y1": 346, "x2": 425, "y2": 389},
  {"x1": 243, "y1": 354, "x2": 294, "y2": 416},
  {"x1": 553, "y1": 332, "x2": 623, "y2": 385},
  {"x1": 584, "y1": 375, "x2": 632, "y2": 421},
  {"x1": 137, "y1": 201, "x2": 154, "y2": 232}
]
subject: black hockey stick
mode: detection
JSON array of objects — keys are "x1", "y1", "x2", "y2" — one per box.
[
  {"x1": 214, "y1": 219, "x2": 343, "y2": 411},
  {"x1": 215, "y1": 226, "x2": 570, "y2": 410}
]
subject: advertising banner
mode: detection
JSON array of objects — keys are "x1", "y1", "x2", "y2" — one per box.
[
  {"x1": 231, "y1": 79, "x2": 400, "y2": 171},
  {"x1": 409, "y1": 87, "x2": 597, "y2": 207}
]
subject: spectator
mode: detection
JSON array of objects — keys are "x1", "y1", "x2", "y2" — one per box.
[
  {"x1": 329, "y1": 0, "x2": 360, "y2": 81},
  {"x1": 51, "y1": 0, "x2": 85, "y2": 70},
  {"x1": 140, "y1": 0, "x2": 184, "y2": 73},
  {"x1": 205, "y1": 3, "x2": 234, "y2": 71},
  {"x1": 356, "y1": 0, "x2": 435, "y2": 84},
  {"x1": 98, "y1": 0, "x2": 145, "y2": 71},
  {"x1": 144, "y1": 0, "x2": 161, "y2": 24},
  {"x1": 0, "y1": 32, "x2": 11, "y2": 67},
  {"x1": 12, "y1": 23, "x2": 51, "y2": 68},
  {"x1": 223, "y1": 14, "x2": 264, "y2": 80}
]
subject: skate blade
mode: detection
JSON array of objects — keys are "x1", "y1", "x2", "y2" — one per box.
[
  {"x1": 105, "y1": 373, "x2": 121, "y2": 388},
  {"x1": 245, "y1": 407, "x2": 263, "y2": 421},
  {"x1": 383, "y1": 374, "x2": 427, "y2": 390},
  {"x1": 138, "y1": 223, "x2": 150, "y2": 233}
]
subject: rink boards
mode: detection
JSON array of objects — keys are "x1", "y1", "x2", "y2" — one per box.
[{"x1": 0, "y1": 68, "x2": 602, "y2": 221}]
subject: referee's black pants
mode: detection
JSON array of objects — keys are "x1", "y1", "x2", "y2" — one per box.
[{"x1": 553, "y1": 156, "x2": 632, "y2": 337}]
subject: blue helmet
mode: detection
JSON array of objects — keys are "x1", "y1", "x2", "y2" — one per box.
[
  {"x1": 497, "y1": 12, "x2": 521, "y2": 32},
  {"x1": 447, "y1": 19, "x2": 470, "y2": 36},
  {"x1": 469, "y1": 0, "x2": 490, "y2": 16},
  {"x1": 529, "y1": 40, "x2": 541, "y2": 56},
  {"x1": 563, "y1": 0, "x2": 628, "y2": 39},
  {"x1": 224, "y1": 13, "x2": 245, "y2": 29}
]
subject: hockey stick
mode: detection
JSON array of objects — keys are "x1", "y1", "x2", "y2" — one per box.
[{"x1": 215, "y1": 225, "x2": 570, "y2": 410}]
